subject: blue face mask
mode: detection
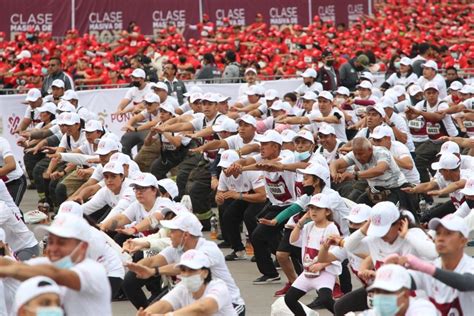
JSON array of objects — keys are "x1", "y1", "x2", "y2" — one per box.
[
  {"x1": 295, "y1": 151, "x2": 311, "y2": 161},
  {"x1": 372, "y1": 293, "x2": 401, "y2": 316},
  {"x1": 35, "y1": 306, "x2": 64, "y2": 316},
  {"x1": 52, "y1": 242, "x2": 82, "y2": 270}
]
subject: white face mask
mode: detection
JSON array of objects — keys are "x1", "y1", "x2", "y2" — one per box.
[
  {"x1": 180, "y1": 273, "x2": 204, "y2": 292},
  {"x1": 334, "y1": 97, "x2": 346, "y2": 105}
]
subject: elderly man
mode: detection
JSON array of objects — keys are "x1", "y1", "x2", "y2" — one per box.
[{"x1": 330, "y1": 137, "x2": 408, "y2": 206}]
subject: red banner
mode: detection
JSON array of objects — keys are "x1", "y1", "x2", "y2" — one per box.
[
  {"x1": 0, "y1": 0, "x2": 72, "y2": 39},
  {"x1": 312, "y1": 0, "x2": 370, "y2": 27}
]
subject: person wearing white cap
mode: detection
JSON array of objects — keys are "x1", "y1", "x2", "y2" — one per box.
[
  {"x1": 81, "y1": 161, "x2": 136, "y2": 221},
  {"x1": 406, "y1": 81, "x2": 458, "y2": 190},
  {"x1": 143, "y1": 249, "x2": 237, "y2": 315},
  {"x1": 13, "y1": 88, "x2": 43, "y2": 134},
  {"x1": 115, "y1": 68, "x2": 152, "y2": 114},
  {"x1": 176, "y1": 85, "x2": 203, "y2": 115},
  {"x1": 42, "y1": 79, "x2": 66, "y2": 104},
  {"x1": 232, "y1": 85, "x2": 265, "y2": 115},
  {"x1": 0, "y1": 134, "x2": 28, "y2": 206},
  {"x1": 402, "y1": 152, "x2": 468, "y2": 223},
  {"x1": 361, "y1": 264, "x2": 437, "y2": 316},
  {"x1": 41, "y1": 57, "x2": 74, "y2": 97},
  {"x1": 150, "y1": 81, "x2": 180, "y2": 111},
  {"x1": 315, "y1": 123, "x2": 348, "y2": 172},
  {"x1": 0, "y1": 213, "x2": 112, "y2": 316},
  {"x1": 294, "y1": 68, "x2": 323, "y2": 96},
  {"x1": 438, "y1": 87, "x2": 474, "y2": 137},
  {"x1": 215, "y1": 150, "x2": 266, "y2": 260},
  {"x1": 385, "y1": 214, "x2": 474, "y2": 316},
  {"x1": 416, "y1": 60, "x2": 447, "y2": 99},
  {"x1": 370, "y1": 125, "x2": 420, "y2": 185},
  {"x1": 330, "y1": 137, "x2": 408, "y2": 207},
  {"x1": 237, "y1": 67, "x2": 260, "y2": 98},
  {"x1": 283, "y1": 193, "x2": 342, "y2": 315},
  {"x1": 350, "y1": 104, "x2": 386, "y2": 142},
  {"x1": 155, "y1": 95, "x2": 227, "y2": 227},
  {"x1": 13, "y1": 276, "x2": 62, "y2": 316},
  {"x1": 125, "y1": 212, "x2": 245, "y2": 313},
  {"x1": 255, "y1": 100, "x2": 297, "y2": 134},
  {"x1": 297, "y1": 91, "x2": 318, "y2": 118},
  {"x1": 381, "y1": 56, "x2": 418, "y2": 89}
]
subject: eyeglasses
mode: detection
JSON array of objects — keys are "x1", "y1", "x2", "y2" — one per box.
[{"x1": 133, "y1": 186, "x2": 151, "y2": 192}]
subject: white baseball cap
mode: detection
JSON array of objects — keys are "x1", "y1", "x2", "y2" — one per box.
[
  {"x1": 449, "y1": 81, "x2": 463, "y2": 91},
  {"x1": 255, "y1": 130, "x2": 283, "y2": 145},
  {"x1": 437, "y1": 141, "x2": 460, "y2": 156},
  {"x1": 281, "y1": 129, "x2": 298, "y2": 143},
  {"x1": 95, "y1": 138, "x2": 120, "y2": 155},
  {"x1": 307, "y1": 193, "x2": 332, "y2": 209},
  {"x1": 216, "y1": 93, "x2": 231, "y2": 103},
  {"x1": 129, "y1": 172, "x2": 159, "y2": 188},
  {"x1": 157, "y1": 178, "x2": 179, "y2": 199},
  {"x1": 431, "y1": 153, "x2": 460, "y2": 170},
  {"x1": 236, "y1": 114, "x2": 257, "y2": 127},
  {"x1": 461, "y1": 178, "x2": 474, "y2": 196},
  {"x1": 345, "y1": 204, "x2": 372, "y2": 224},
  {"x1": 212, "y1": 118, "x2": 238, "y2": 133},
  {"x1": 131, "y1": 68, "x2": 146, "y2": 79},
  {"x1": 421, "y1": 60, "x2": 438, "y2": 71},
  {"x1": 264, "y1": 89, "x2": 279, "y2": 101},
  {"x1": 293, "y1": 129, "x2": 315, "y2": 143},
  {"x1": 25, "y1": 88, "x2": 42, "y2": 102},
  {"x1": 151, "y1": 82, "x2": 168, "y2": 91},
  {"x1": 57, "y1": 201, "x2": 84, "y2": 218},
  {"x1": 84, "y1": 120, "x2": 103, "y2": 132},
  {"x1": 302, "y1": 91, "x2": 318, "y2": 101},
  {"x1": 57, "y1": 100, "x2": 76, "y2": 112},
  {"x1": 58, "y1": 112, "x2": 80, "y2": 125},
  {"x1": 380, "y1": 96, "x2": 395, "y2": 109},
  {"x1": 176, "y1": 249, "x2": 210, "y2": 270},
  {"x1": 392, "y1": 85, "x2": 406, "y2": 98},
  {"x1": 109, "y1": 152, "x2": 132, "y2": 165},
  {"x1": 367, "y1": 264, "x2": 411, "y2": 292},
  {"x1": 301, "y1": 68, "x2": 317, "y2": 78},
  {"x1": 0, "y1": 227, "x2": 5, "y2": 242},
  {"x1": 318, "y1": 91, "x2": 334, "y2": 102},
  {"x1": 102, "y1": 161, "x2": 124, "y2": 175},
  {"x1": 357, "y1": 81, "x2": 373, "y2": 90},
  {"x1": 183, "y1": 85, "x2": 203, "y2": 97},
  {"x1": 318, "y1": 123, "x2": 336, "y2": 135},
  {"x1": 160, "y1": 212, "x2": 203, "y2": 236},
  {"x1": 367, "y1": 201, "x2": 400, "y2": 237},
  {"x1": 424, "y1": 82, "x2": 439, "y2": 92},
  {"x1": 399, "y1": 57, "x2": 412, "y2": 66},
  {"x1": 36, "y1": 213, "x2": 90, "y2": 242},
  {"x1": 16, "y1": 50, "x2": 32, "y2": 60},
  {"x1": 370, "y1": 125, "x2": 394, "y2": 140},
  {"x1": 61, "y1": 90, "x2": 79, "y2": 101},
  {"x1": 407, "y1": 84, "x2": 423, "y2": 96},
  {"x1": 270, "y1": 101, "x2": 292, "y2": 113},
  {"x1": 190, "y1": 92, "x2": 203, "y2": 104},
  {"x1": 160, "y1": 102, "x2": 176, "y2": 116},
  {"x1": 429, "y1": 214, "x2": 470, "y2": 238},
  {"x1": 245, "y1": 85, "x2": 264, "y2": 96},
  {"x1": 144, "y1": 93, "x2": 160, "y2": 104},
  {"x1": 360, "y1": 72, "x2": 375, "y2": 83},
  {"x1": 366, "y1": 105, "x2": 385, "y2": 117},
  {"x1": 296, "y1": 164, "x2": 330, "y2": 186},
  {"x1": 37, "y1": 102, "x2": 57, "y2": 115},
  {"x1": 218, "y1": 150, "x2": 240, "y2": 168},
  {"x1": 201, "y1": 92, "x2": 219, "y2": 102},
  {"x1": 336, "y1": 86, "x2": 350, "y2": 96},
  {"x1": 24, "y1": 210, "x2": 48, "y2": 224},
  {"x1": 460, "y1": 85, "x2": 474, "y2": 95},
  {"x1": 244, "y1": 67, "x2": 257, "y2": 75},
  {"x1": 14, "y1": 276, "x2": 61, "y2": 313},
  {"x1": 51, "y1": 79, "x2": 65, "y2": 89}
]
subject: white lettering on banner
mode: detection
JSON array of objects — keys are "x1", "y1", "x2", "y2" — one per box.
[
  {"x1": 152, "y1": 10, "x2": 186, "y2": 29},
  {"x1": 317, "y1": 5, "x2": 335, "y2": 22},
  {"x1": 347, "y1": 4, "x2": 364, "y2": 24},
  {"x1": 9, "y1": 13, "x2": 53, "y2": 32},
  {"x1": 269, "y1": 7, "x2": 298, "y2": 25},
  {"x1": 88, "y1": 12, "x2": 123, "y2": 31},
  {"x1": 215, "y1": 8, "x2": 245, "y2": 26}
]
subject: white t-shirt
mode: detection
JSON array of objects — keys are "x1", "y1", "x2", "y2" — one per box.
[
  {"x1": 389, "y1": 141, "x2": 420, "y2": 184},
  {"x1": 410, "y1": 254, "x2": 474, "y2": 316},
  {"x1": 122, "y1": 197, "x2": 175, "y2": 225},
  {"x1": 294, "y1": 82, "x2": 323, "y2": 95},
  {"x1": 87, "y1": 227, "x2": 125, "y2": 279},
  {"x1": 162, "y1": 279, "x2": 237, "y2": 316},
  {"x1": 159, "y1": 238, "x2": 244, "y2": 306},
  {"x1": 331, "y1": 236, "x2": 369, "y2": 275},
  {"x1": 28, "y1": 257, "x2": 112, "y2": 316},
  {"x1": 410, "y1": 99, "x2": 458, "y2": 142},
  {"x1": 389, "y1": 112, "x2": 415, "y2": 152},
  {"x1": 385, "y1": 72, "x2": 419, "y2": 88},
  {"x1": 59, "y1": 132, "x2": 88, "y2": 151},
  {"x1": 124, "y1": 83, "x2": 152, "y2": 104},
  {"x1": 290, "y1": 221, "x2": 342, "y2": 276},
  {"x1": 218, "y1": 170, "x2": 264, "y2": 193},
  {"x1": 307, "y1": 108, "x2": 347, "y2": 141},
  {"x1": 0, "y1": 256, "x2": 19, "y2": 316},
  {"x1": 434, "y1": 169, "x2": 469, "y2": 208},
  {"x1": 0, "y1": 201, "x2": 37, "y2": 252},
  {"x1": 90, "y1": 160, "x2": 141, "y2": 183},
  {"x1": 316, "y1": 139, "x2": 346, "y2": 164},
  {"x1": 23, "y1": 105, "x2": 41, "y2": 122},
  {"x1": 357, "y1": 297, "x2": 438, "y2": 316},
  {"x1": 162, "y1": 96, "x2": 180, "y2": 110},
  {"x1": 0, "y1": 137, "x2": 24, "y2": 182}
]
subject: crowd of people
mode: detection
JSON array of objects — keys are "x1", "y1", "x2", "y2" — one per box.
[{"x1": 0, "y1": 1, "x2": 474, "y2": 316}]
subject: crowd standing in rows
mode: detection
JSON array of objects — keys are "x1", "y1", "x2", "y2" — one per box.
[{"x1": 0, "y1": 1, "x2": 474, "y2": 316}]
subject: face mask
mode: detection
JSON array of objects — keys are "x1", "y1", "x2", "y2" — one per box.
[
  {"x1": 451, "y1": 52, "x2": 458, "y2": 59},
  {"x1": 132, "y1": 81, "x2": 141, "y2": 87},
  {"x1": 305, "y1": 44, "x2": 313, "y2": 50},
  {"x1": 36, "y1": 306, "x2": 64, "y2": 316},
  {"x1": 302, "y1": 185, "x2": 315, "y2": 196},
  {"x1": 52, "y1": 242, "x2": 82, "y2": 269},
  {"x1": 334, "y1": 97, "x2": 345, "y2": 105},
  {"x1": 180, "y1": 273, "x2": 204, "y2": 293},
  {"x1": 372, "y1": 293, "x2": 401, "y2": 316},
  {"x1": 295, "y1": 151, "x2": 311, "y2": 161},
  {"x1": 394, "y1": 62, "x2": 401, "y2": 69},
  {"x1": 326, "y1": 60, "x2": 334, "y2": 67}
]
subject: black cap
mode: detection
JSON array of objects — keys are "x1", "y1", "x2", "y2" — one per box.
[{"x1": 322, "y1": 49, "x2": 333, "y2": 57}]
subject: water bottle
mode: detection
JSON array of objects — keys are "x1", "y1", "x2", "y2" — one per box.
[
  {"x1": 210, "y1": 216, "x2": 218, "y2": 240},
  {"x1": 181, "y1": 195, "x2": 193, "y2": 212}
]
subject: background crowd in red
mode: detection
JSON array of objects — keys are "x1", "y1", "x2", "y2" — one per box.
[{"x1": 0, "y1": 0, "x2": 472, "y2": 92}]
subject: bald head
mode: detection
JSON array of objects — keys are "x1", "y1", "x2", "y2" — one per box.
[{"x1": 353, "y1": 137, "x2": 373, "y2": 151}]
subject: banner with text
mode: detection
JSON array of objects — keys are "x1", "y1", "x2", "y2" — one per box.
[
  {"x1": 311, "y1": 0, "x2": 369, "y2": 26},
  {"x1": 0, "y1": 0, "x2": 72, "y2": 39}
]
